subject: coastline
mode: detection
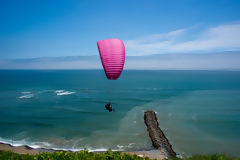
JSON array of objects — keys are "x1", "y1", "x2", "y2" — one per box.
[
  {"x1": 0, "y1": 142, "x2": 166, "y2": 159},
  {"x1": 0, "y1": 110, "x2": 175, "y2": 160}
]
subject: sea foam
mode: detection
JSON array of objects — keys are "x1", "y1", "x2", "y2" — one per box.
[
  {"x1": 0, "y1": 137, "x2": 51, "y2": 149},
  {"x1": 18, "y1": 94, "x2": 34, "y2": 99},
  {"x1": 0, "y1": 137, "x2": 119, "y2": 152},
  {"x1": 55, "y1": 90, "x2": 75, "y2": 96}
]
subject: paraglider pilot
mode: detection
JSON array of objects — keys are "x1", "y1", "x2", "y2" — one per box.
[{"x1": 105, "y1": 103, "x2": 115, "y2": 112}]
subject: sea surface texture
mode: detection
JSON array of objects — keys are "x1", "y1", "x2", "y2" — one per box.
[{"x1": 0, "y1": 70, "x2": 239, "y2": 157}]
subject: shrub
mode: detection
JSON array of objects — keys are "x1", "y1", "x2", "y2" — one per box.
[
  {"x1": 0, "y1": 150, "x2": 150, "y2": 160},
  {"x1": 0, "y1": 150, "x2": 239, "y2": 160}
]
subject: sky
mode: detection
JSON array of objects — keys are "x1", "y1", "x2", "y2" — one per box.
[{"x1": 0, "y1": 0, "x2": 240, "y2": 59}]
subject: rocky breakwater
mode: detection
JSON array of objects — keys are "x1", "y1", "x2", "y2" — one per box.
[{"x1": 144, "y1": 110, "x2": 176, "y2": 158}]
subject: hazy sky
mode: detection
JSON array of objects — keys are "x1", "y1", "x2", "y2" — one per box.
[{"x1": 1, "y1": 0, "x2": 240, "y2": 58}]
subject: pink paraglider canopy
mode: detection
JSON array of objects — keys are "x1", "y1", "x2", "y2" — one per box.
[{"x1": 97, "y1": 39, "x2": 125, "y2": 80}]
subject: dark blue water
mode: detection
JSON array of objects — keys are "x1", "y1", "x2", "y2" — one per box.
[{"x1": 0, "y1": 70, "x2": 240, "y2": 156}]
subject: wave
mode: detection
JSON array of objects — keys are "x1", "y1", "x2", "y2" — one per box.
[
  {"x1": 57, "y1": 91, "x2": 75, "y2": 96},
  {"x1": 55, "y1": 90, "x2": 75, "y2": 96},
  {"x1": 18, "y1": 91, "x2": 34, "y2": 99},
  {"x1": 17, "y1": 89, "x2": 75, "y2": 99},
  {"x1": 55, "y1": 90, "x2": 65, "y2": 93},
  {"x1": 18, "y1": 94, "x2": 34, "y2": 99},
  {"x1": 0, "y1": 137, "x2": 119, "y2": 152},
  {"x1": 0, "y1": 137, "x2": 51, "y2": 149}
]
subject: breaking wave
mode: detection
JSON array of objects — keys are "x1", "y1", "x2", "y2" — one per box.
[
  {"x1": 0, "y1": 137, "x2": 119, "y2": 152},
  {"x1": 55, "y1": 90, "x2": 75, "y2": 96},
  {"x1": 18, "y1": 92, "x2": 34, "y2": 99}
]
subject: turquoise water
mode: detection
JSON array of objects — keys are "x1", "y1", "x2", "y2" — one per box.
[{"x1": 0, "y1": 70, "x2": 240, "y2": 157}]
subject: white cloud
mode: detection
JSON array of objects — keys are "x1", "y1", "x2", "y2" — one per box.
[{"x1": 125, "y1": 23, "x2": 240, "y2": 55}]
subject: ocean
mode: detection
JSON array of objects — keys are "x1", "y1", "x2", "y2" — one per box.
[{"x1": 0, "y1": 70, "x2": 240, "y2": 157}]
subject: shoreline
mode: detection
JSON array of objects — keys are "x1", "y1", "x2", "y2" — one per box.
[
  {"x1": 0, "y1": 141, "x2": 120, "y2": 154},
  {"x1": 0, "y1": 110, "x2": 175, "y2": 160},
  {"x1": 0, "y1": 142, "x2": 166, "y2": 159}
]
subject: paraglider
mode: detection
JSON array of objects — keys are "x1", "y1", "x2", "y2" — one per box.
[
  {"x1": 97, "y1": 39, "x2": 125, "y2": 111},
  {"x1": 105, "y1": 103, "x2": 115, "y2": 112}
]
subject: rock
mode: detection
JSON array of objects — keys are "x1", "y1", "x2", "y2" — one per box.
[{"x1": 144, "y1": 110, "x2": 176, "y2": 158}]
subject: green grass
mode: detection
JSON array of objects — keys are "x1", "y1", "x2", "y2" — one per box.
[{"x1": 0, "y1": 150, "x2": 239, "y2": 160}]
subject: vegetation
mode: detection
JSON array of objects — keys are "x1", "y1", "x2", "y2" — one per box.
[
  {"x1": 0, "y1": 150, "x2": 239, "y2": 160},
  {"x1": 0, "y1": 150, "x2": 150, "y2": 160},
  {"x1": 169, "y1": 154, "x2": 240, "y2": 160}
]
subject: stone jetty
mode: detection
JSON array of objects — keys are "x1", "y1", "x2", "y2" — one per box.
[{"x1": 144, "y1": 110, "x2": 176, "y2": 158}]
